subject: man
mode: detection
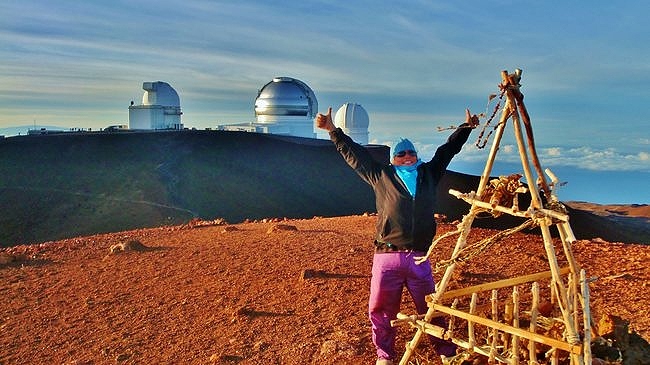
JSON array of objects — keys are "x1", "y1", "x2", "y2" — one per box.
[{"x1": 315, "y1": 107, "x2": 478, "y2": 364}]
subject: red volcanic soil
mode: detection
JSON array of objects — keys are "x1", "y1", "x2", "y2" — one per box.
[{"x1": 1, "y1": 215, "x2": 649, "y2": 364}]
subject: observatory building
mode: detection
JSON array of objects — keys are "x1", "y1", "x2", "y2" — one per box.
[
  {"x1": 334, "y1": 102, "x2": 369, "y2": 145},
  {"x1": 128, "y1": 81, "x2": 183, "y2": 130},
  {"x1": 253, "y1": 77, "x2": 317, "y2": 138},
  {"x1": 217, "y1": 77, "x2": 317, "y2": 138}
]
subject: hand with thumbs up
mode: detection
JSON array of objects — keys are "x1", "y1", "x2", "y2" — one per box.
[
  {"x1": 465, "y1": 108, "x2": 479, "y2": 129},
  {"x1": 315, "y1": 107, "x2": 336, "y2": 132}
]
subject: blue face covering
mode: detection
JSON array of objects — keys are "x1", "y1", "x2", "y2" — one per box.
[{"x1": 394, "y1": 160, "x2": 422, "y2": 197}]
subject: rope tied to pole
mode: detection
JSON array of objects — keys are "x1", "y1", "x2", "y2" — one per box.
[{"x1": 415, "y1": 219, "x2": 537, "y2": 271}]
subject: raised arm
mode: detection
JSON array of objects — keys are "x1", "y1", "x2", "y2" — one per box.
[
  {"x1": 428, "y1": 109, "x2": 479, "y2": 178},
  {"x1": 315, "y1": 107, "x2": 382, "y2": 185}
]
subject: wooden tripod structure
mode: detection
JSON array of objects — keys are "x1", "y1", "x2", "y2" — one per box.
[{"x1": 396, "y1": 69, "x2": 594, "y2": 365}]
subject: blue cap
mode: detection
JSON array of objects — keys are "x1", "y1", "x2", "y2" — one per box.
[{"x1": 392, "y1": 138, "x2": 416, "y2": 157}]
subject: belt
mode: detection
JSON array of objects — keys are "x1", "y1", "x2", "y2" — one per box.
[{"x1": 374, "y1": 241, "x2": 415, "y2": 253}]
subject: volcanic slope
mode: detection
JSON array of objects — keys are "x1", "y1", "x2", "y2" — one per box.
[{"x1": 1, "y1": 215, "x2": 649, "y2": 364}]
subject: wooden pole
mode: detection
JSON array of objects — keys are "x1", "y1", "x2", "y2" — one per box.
[
  {"x1": 510, "y1": 100, "x2": 581, "y2": 346},
  {"x1": 529, "y1": 282, "x2": 540, "y2": 365},
  {"x1": 581, "y1": 270, "x2": 592, "y2": 365},
  {"x1": 506, "y1": 69, "x2": 552, "y2": 202},
  {"x1": 512, "y1": 286, "x2": 520, "y2": 365},
  {"x1": 469, "y1": 293, "x2": 478, "y2": 351},
  {"x1": 450, "y1": 298, "x2": 459, "y2": 335},
  {"x1": 551, "y1": 348, "x2": 559, "y2": 365},
  {"x1": 504, "y1": 298, "x2": 513, "y2": 349},
  {"x1": 557, "y1": 221, "x2": 582, "y2": 334},
  {"x1": 557, "y1": 222, "x2": 581, "y2": 277},
  {"x1": 490, "y1": 290, "x2": 499, "y2": 363},
  {"x1": 448, "y1": 189, "x2": 569, "y2": 222},
  {"x1": 509, "y1": 98, "x2": 542, "y2": 210},
  {"x1": 539, "y1": 223, "x2": 580, "y2": 344},
  {"x1": 441, "y1": 267, "x2": 569, "y2": 300},
  {"x1": 568, "y1": 274, "x2": 579, "y2": 338}
]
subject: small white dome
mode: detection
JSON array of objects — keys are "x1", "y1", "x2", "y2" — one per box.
[
  {"x1": 142, "y1": 81, "x2": 180, "y2": 107},
  {"x1": 334, "y1": 102, "x2": 369, "y2": 129},
  {"x1": 334, "y1": 102, "x2": 369, "y2": 145}
]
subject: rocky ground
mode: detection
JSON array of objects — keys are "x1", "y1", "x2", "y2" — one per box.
[{"x1": 1, "y1": 215, "x2": 649, "y2": 365}]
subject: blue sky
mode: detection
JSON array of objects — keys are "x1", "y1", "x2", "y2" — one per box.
[{"x1": 1, "y1": 1, "x2": 649, "y2": 203}]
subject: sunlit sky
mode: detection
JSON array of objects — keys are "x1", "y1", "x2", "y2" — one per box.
[{"x1": 1, "y1": 1, "x2": 649, "y2": 203}]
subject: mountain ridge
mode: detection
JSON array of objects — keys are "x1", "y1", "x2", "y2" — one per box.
[{"x1": 0, "y1": 130, "x2": 647, "y2": 246}]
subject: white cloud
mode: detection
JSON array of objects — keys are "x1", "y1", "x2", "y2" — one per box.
[
  {"x1": 639, "y1": 151, "x2": 650, "y2": 161},
  {"x1": 502, "y1": 145, "x2": 516, "y2": 154},
  {"x1": 413, "y1": 140, "x2": 650, "y2": 173},
  {"x1": 546, "y1": 147, "x2": 562, "y2": 157},
  {"x1": 526, "y1": 146, "x2": 649, "y2": 172}
]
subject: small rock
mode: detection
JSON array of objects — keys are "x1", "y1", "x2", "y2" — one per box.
[
  {"x1": 320, "y1": 339, "x2": 338, "y2": 356},
  {"x1": 232, "y1": 305, "x2": 254, "y2": 318},
  {"x1": 267, "y1": 224, "x2": 298, "y2": 234},
  {"x1": 253, "y1": 340, "x2": 269, "y2": 352},
  {"x1": 0, "y1": 252, "x2": 15, "y2": 265},
  {"x1": 115, "y1": 353, "x2": 130, "y2": 362},
  {"x1": 108, "y1": 240, "x2": 149, "y2": 254},
  {"x1": 300, "y1": 269, "x2": 327, "y2": 280}
]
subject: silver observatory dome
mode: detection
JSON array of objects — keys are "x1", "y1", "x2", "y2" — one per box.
[
  {"x1": 253, "y1": 77, "x2": 318, "y2": 138},
  {"x1": 255, "y1": 77, "x2": 318, "y2": 118}
]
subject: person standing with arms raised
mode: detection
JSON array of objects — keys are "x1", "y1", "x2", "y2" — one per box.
[{"x1": 316, "y1": 107, "x2": 479, "y2": 365}]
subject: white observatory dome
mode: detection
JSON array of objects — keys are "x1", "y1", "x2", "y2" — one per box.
[
  {"x1": 254, "y1": 77, "x2": 317, "y2": 138},
  {"x1": 129, "y1": 81, "x2": 183, "y2": 130},
  {"x1": 142, "y1": 81, "x2": 180, "y2": 107},
  {"x1": 334, "y1": 102, "x2": 369, "y2": 145}
]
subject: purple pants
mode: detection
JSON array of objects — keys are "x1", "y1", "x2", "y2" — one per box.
[{"x1": 369, "y1": 252, "x2": 457, "y2": 360}]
